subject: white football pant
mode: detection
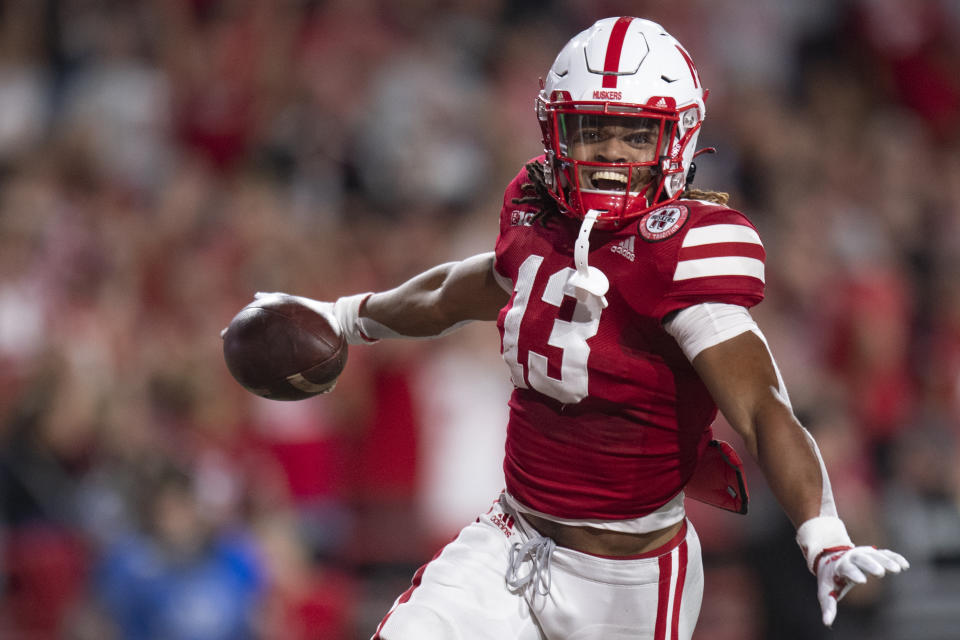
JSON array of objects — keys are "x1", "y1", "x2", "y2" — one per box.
[{"x1": 373, "y1": 495, "x2": 703, "y2": 640}]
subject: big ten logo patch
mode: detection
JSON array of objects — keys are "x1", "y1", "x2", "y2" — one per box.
[
  {"x1": 638, "y1": 204, "x2": 688, "y2": 241},
  {"x1": 511, "y1": 210, "x2": 537, "y2": 227}
]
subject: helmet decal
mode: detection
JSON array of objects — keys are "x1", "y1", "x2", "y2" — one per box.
[
  {"x1": 592, "y1": 90, "x2": 623, "y2": 101},
  {"x1": 674, "y1": 44, "x2": 700, "y2": 88},
  {"x1": 600, "y1": 17, "x2": 634, "y2": 88}
]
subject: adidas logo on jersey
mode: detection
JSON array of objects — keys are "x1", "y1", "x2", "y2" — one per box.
[{"x1": 611, "y1": 236, "x2": 636, "y2": 261}]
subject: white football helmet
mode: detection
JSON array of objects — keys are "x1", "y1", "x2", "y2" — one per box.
[{"x1": 538, "y1": 17, "x2": 708, "y2": 227}]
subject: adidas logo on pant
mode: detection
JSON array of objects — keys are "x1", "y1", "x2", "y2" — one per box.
[{"x1": 490, "y1": 512, "x2": 516, "y2": 538}]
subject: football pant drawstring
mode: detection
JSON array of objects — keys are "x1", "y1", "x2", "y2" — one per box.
[{"x1": 506, "y1": 535, "x2": 556, "y2": 597}]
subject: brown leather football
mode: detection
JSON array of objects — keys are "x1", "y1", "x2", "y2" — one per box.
[{"x1": 222, "y1": 295, "x2": 347, "y2": 400}]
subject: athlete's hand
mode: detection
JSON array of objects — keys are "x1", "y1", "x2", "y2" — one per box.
[
  {"x1": 221, "y1": 291, "x2": 332, "y2": 338},
  {"x1": 252, "y1": 291, "x2": 379, "y2": 345},
  {"x1": 252, "y1": 291, "x2": 333, "y2": 315},
  {"x1": 218, "y1": 292, "x2": 339, "y2": 336},
  {"x1": 815, "y1": 546, "x2": 909, "y2": 627}
]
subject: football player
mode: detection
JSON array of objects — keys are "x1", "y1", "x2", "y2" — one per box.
[{"x1": 252, "y1": 17, "x2": 909, "y2": 639}]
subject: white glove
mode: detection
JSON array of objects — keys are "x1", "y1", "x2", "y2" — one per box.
[
  {"x1": 797, "y1": 516, "x2": 909, "y2": 627},
  {"x1": 815, "y1": 545, "x2": 909, "y2": 626}
]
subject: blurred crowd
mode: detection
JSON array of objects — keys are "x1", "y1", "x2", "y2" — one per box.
[{"x1": 1, "y1": 0, "x2": 960, "y2": 638}]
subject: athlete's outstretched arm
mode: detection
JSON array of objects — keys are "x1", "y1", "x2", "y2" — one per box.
[
  {"x1": 255, "y1": 252, "x2": 510, "y2": 344},
  {"x1": 360, "y1": 251, "x2": 510, "y2": 338},
  {"x1": 665, "y1": 303, "x2": 908, "y2": 627}
]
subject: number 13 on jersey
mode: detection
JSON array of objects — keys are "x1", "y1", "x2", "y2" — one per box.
[{"x1": 501, "y1": 255, "x2": 604, "y2": 404}]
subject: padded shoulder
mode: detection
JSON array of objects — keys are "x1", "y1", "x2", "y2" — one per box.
[{"x1": 653, "y1": 200, "x2": 766, "y2": 320}]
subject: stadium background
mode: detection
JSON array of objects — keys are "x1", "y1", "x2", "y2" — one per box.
[{"x1": 1, "y1": 0, "x2": 959, "y2": 638}]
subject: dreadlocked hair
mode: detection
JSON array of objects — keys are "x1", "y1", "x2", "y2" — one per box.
[
  {"x1": 510, "y1": 160, "x2": 730, "y2": 224},
  {"x1": 510, "y1": 160, "x2": 562, "y2": 226},
  {"x1": 682, "y1": 187, "x2": 729, "y2": 206}
]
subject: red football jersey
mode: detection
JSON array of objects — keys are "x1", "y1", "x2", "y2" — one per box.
[{"x1": 494, "y1": 161, "x2": 765, "y2": 520}]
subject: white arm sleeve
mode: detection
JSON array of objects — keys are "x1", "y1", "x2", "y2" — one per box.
[
  {"x1": 663, "y1": 302, "x2": 758, "y2": 362},
  {"x1": 664, "y1": 302, "x2": 851, "y2": 572}
]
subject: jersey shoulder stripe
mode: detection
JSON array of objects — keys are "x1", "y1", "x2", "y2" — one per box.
[
  {"x1": 681, "y1": 223, "x2": 762, "y2": 248},
  {"x1": 672, "y1": 212, "x2": 765, "y2": 283},
  {"x1": 653, "y1": 204, "x2": 766, "y2": 319},
  {"x1": 674, "y1": 255, "x2": 765, "y2": 282},
  {"x1": 679, "y1": 241, "x2": 765, "y2": 262}
]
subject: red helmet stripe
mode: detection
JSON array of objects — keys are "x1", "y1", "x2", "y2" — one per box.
[
  {"x1": 601, "y1": 17, "x2": 634, "y2": 88},
  {"x1": 674, "y1": 44, "x2": 700, "y2": 88}
]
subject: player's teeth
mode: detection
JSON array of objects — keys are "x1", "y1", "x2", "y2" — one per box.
[{"x1": 591, "y1": 171, "x2": 628, "y2": 184}]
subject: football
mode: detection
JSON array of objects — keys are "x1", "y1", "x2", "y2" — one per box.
[{"x1": 222, "y1": 294, "x2": 347, "y2": 401}]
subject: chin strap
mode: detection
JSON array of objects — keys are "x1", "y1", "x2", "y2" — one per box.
[{"x1": 568, "y1": 209, "x2": 609, "y2": 308}]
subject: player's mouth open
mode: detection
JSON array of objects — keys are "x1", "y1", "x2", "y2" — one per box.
[{"x1": 589, "y1": 170, "x2": 643, "y2": 192}]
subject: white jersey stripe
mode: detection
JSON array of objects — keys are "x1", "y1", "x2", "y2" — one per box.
[
  {"x1": 681, "y1": 224, "x2": 762, "y2": 248},
  {"x1": 673, "y1": 256, "x2": 765, "y2": 282}
]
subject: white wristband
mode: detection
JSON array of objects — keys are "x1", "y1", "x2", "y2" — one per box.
[
  {"x1": 796, "y1": 516, "x2": 854, "y2": 574},
  {"x1": 332, "y1": 293, "x2": 378, "y2": 345}
]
